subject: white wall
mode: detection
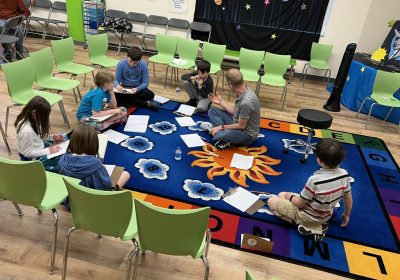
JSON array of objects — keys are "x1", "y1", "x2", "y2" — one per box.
[{"x1": 106, "y1": 0, "x2": 397, "y2": 78}]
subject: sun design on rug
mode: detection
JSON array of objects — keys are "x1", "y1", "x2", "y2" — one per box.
[{"x1": 188, "y1": 143, "x2": 282, "y2": 187}]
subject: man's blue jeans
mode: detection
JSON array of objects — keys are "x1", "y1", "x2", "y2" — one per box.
[
  {"x1": 0, "y1": 20, "x2": 25, "y2": 55},
  {"x1": 208, "y1": 107, "x2": 254, "y2": 145}
]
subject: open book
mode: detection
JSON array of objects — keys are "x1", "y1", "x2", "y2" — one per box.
[{"x1": 89, "y1": 113, "x2": 115, "y2": 122}]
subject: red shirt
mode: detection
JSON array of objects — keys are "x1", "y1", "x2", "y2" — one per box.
[{"x1": 0, "y1": 0, "x2": 31, "y2": 20}]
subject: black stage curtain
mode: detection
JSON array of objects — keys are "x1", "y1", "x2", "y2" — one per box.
[{"x1": 193, "y1": 0, "x2": 329, "y2": 60}]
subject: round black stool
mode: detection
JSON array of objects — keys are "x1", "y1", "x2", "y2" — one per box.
[{"x1": 283, "y1": 109, "x2": 333, "y2": 162}]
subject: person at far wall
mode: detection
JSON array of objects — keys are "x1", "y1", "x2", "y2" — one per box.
[
  {"x1": 181, "y1": 59, "x2": 213, "y2": 113},
  {"x1": 114, "y1": 46, "x2": 158, "y2": 111},
  {"x1": 200, "y1": 68, "x2": 260, "y2": 150}
]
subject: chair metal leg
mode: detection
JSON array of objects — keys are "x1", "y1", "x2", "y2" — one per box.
[
  {"x1": 83, "y1": 73, "x2": 87, "y2": 87},
  {"x1": 5, "y1": 106, "x2": 11, "y2": 137},
  {"x1": 302, "y1": 66, "x2": 310, "y2": 87},
  {"x1": 61, "y1": 227, "x2": 77, "y2": 280},
  {"x1": 49, "y1": 209, "x2": 58, "y2": 275},
  {"x1": 131, "y1": 240, "x2": 140, "y2": 280},
  {"x1": 76, "y1": 86, "x2": 82, "y2": 100},
  {"x1": 288, "y1": 65, "x2": 295, "y2": 84},
  {"x1": 202, "y1": 229, "x2": 211, "y2": 280},
  {"x1": 58, "y1": 101, "x2": 70, "y2": 129},
  {"x1": 355, "y1": 97, "x2": 371, "y2": 118},
  {"x1": 12, "y1": 202, "x2": 23, "y2": 216},
  {"x1": 301, "y1": 129, "x2": 314, "y2": 163},
  {"x1": 384, "y1": 107, "x2": 394, "y2": 121},
  {"x1": 127, "y1": 239, "x2": 139, "y2": 280},
  {"x1": 366, "y1": 103, "x2": 377, "y2": 129},
  {"x1": 0, "y1": 121, "x2": 11, "y2": 154},
  {"x1": 164, "y1": 66, "x2": 170, "y2": 88},
  {"x1": 281, "y1": 86, "x2": 288, "y2": 111}
]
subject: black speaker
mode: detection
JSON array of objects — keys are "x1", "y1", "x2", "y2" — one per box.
[{"x1": 324, "y1": 43, "x2": 357, "y2": 112}]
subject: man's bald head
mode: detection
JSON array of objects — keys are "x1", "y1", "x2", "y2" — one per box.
[{"x1": 225, "y1": 69, "x2": 244, "y2": 87}]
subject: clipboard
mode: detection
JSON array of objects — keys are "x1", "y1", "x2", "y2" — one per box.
[
  {"x1": 110, "y1": 166, "x2": 124, "y2": 187},
  {"x1": 222, "y1": 187, "x2": 265, "y2": 215},
  {"x1": 240, "y1": 233, "x2": 274, "y2": 253}
]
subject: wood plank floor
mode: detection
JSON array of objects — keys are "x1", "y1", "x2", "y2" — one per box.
[{"x1": 0, "y1": 37, "x2": 399, "y2": 280}]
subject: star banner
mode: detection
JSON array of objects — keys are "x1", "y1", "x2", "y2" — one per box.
[{"x1": 193, "y1": 0, "x2": 329, "y2": 60}]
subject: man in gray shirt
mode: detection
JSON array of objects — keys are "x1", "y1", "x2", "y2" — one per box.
[{"x1": 201, "y1": 69, "x2": 260, "y2": 150}]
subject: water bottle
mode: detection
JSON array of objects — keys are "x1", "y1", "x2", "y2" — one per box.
[
  {"x1": 175, "y1": 146, "x2": 182, "y2": 160},
  {"x1": 175, "y1": 86, "x2": 180, "y2": 96}
]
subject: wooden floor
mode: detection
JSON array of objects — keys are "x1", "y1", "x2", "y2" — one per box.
[{"x1": 0, "y1": 37, "x2": 399, "y2": 280}]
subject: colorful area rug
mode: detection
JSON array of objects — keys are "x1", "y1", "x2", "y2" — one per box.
[{"x1": 104, "y1": 104, "x2": 400, "y2": 280}]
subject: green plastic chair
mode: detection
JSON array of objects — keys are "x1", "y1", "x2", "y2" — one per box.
[
  {"x1": 147, "y1": 33, "x2": 178, "y2": 77},
  {"x1": 30, "y1": 47, "x2": 82, "y2": 104},
  {"x1": 86, "y1": 33, "x2": 119, "y2": 69},
  {"x1": 61, "y1": 178, "x2": 138, "y2": 280},
  {"x1": 257, "y1": 52, "x2": 291, "y2": 110},
  {"x1": 302, "y1": 42, "x2": 333, "y2": 86},
  {"x1": 0, "y1": 157, "x2": 80, "y2": 275},
  {"x1": 246, "y1": 270, "x2": 256, "y2": 280},
  {"x1": 355, "y1": 70, "x2": 400, "y2": 128},
  {"x1": 228, "y1": 48, "x2": 265, "y2": 100},
  {"x1": 202, "y1": 42, "x2": 227, "y2": 92},
  {"x1": 51, "y1": 37, "x2": 95, "y2": 87},
  {"x1": 1, "y1": 57, "x2": 70, "y2": 135},
  {"x1": 0, "y1": 121, "x2": 11, "y2": 154},
  {"x1": 132, "y1": 199, "x2": 211, "y2": 280},
  {"x1": 165, "y1": 38, "x2": 200, "y2": 88}
]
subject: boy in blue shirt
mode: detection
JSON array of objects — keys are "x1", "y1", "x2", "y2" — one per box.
[
  {"x1": 76, "y1": 70, "x2": 127, "y2": 131},
  {"x1": 114, "y1": 46, "x2": 158, "y2": 110}
]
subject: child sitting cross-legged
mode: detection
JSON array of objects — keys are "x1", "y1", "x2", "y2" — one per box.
[
  {"x1": 76, "y1": 70, "x2": 127, "y2": 131},
  {"x1": 267, "y1": 138, "x2": 353, "y2": 241}
]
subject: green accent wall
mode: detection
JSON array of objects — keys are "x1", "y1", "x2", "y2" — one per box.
[{"x1": 66, "y1": 0, "x2": 85, "y2": 42}]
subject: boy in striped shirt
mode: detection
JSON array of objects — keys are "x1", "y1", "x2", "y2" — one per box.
[{"x1": 267, "y1": 138, "x2": 353, "y2": 241}]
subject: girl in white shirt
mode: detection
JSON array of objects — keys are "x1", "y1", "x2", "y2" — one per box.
[{"x1": 15, "y1": 96, "x2": 66, "y2": 172}]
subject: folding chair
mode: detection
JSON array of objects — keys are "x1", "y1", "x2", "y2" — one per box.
[
  {"x1": 0, "y1": 15, "x2": 24, "y2": 63},
  {"x1": 26, "y1": 0, "x2": 52, "y2": 41},
  {"x1": 122, "y1": 12, "x2": 147, "y2": 51},
  {"x1": 45, "y1": 1, "x2": 68, "y2": 39},
  {"x1": 167, "y1": 18, "x2": 190, "y2": 39},
  {"x1": 190, "y1": 21, "x2": 212, "y2": 44},
  {"x1": 104, "y1": 9, "x2": 126, "y2": 54},
  {"x1": 142, "y1": 15, "x2": 168, "y2": 50}
]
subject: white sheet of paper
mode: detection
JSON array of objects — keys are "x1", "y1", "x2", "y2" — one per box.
[
  {"x1": 171, "y1": 58, "x2": 187, "y2": 65},
  {"x1": 176, "y1": 104, "x2": 196, "y2": 116},
  {"x1": 89, "y1": 113, "x2": 115, "y2": 122},
  {"x1": 175, "y1": 117, "x2": 196, "y2": 127},
  {"x1": 47, "y1": 140, "x2": 70, "y2": 159},
  {"x1": 102, "y1": 129, "x2": 129, "y2": 144},
  {"x1": 153, "y1": 95, "x2": 170, "y2": 104},
  {"x1": 124, "y1": 115, "x2": 149, "y2": 133},
  {"x1": 103, "y1": 164, "x2": 116, "y2": 176},
  {"x1": 230, "y1": 153, "x2": 254, "y2": 170},
  {"x1": 180, "y1": 133, "x2": 206, "y2": 148},
  {"x1": 114, "y1": 87, "x2": 132, "y2": 94},
  {"x1": 223, "y1": 187, "x2": 260, "y2": 212},
  {"x1": 98, "y1": 134, "x2": 108, "y2": 159}
]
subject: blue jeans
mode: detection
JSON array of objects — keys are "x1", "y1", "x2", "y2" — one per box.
[
  {"x1": 208, "y1": 107, "x2": 254, "y2": 145},
  {"x1": 0, "y1": 20, "x2": 25, "y2": 55}
]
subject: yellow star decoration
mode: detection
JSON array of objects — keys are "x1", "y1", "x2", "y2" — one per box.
[
  {"x1": 371, "y1": 47, "x2": 387, "y2": 62},
  {"x1": 346, "y1": 76, "x2": 350, "y2": 82},
  {"x1": 360, "y1": 66, "x2": 365, "y2": 73},
  {"x1": 271, "y1": 33, "x2": 277, "y2": 39},
  {"x1": 245, "y1": 4, "x2": 251, "y2": 10}
]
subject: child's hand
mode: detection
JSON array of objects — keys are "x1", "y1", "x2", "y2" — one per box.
[
  {"x1": 340, "y1": 214, "x2": 350, "y2": 227},
  {"x1": 53, "y1": 134, "x2": 64, "y2": 143},
  {"x1": 49, "y1": 145, "x2": 61, "y2": 154}
]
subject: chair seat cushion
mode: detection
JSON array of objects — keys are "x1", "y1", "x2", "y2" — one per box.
[
  {"x1": 57, "y1": 63, "x2": 94, "y2": 75},
  {"x1": 309, "y1": 60, "x2": 330, "y2": 70},
  {"x1": 90, "y1": 56, "x2": 119, "y2": 68},
  {"x1": 260, "y1": 74, "x2": 286, "y2": 87},
  {"x1": 297, "y1": 109, "x2": 333, "y2": 129},
  {"x1": 371, "y1": 93, "x2": 400, "y2": 107}
]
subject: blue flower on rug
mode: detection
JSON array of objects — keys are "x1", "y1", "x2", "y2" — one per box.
[
  {"x1": 257, "y1": 194, "x2": 275, "y2": 215},
  {"x1": 282, "y1": 139, "x2": 315, "y2": 155},
  {"x1": 188, "y1": 121, "x2": 206, "y2": 131},
  {"x1": 183, "y1": 179, "x2": 224, "y2": 201},
  {"x1": 149, "y1": 121, "x2": 177, "y2": 135},
  {"x1": 120, "y1": 136, "x2": 154, "y2": 153},
  {"x1": 135, "y1": 159, "x2": 169, "y2": 180}
]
